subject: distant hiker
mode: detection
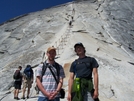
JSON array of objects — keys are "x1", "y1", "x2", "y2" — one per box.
[
  {"x1": 71, "y1": 16, "x2": 73, "y2": 20},
  {"x1": 21, "y1": 65, "x2": 34, "y2": 99},
  {"x1": 13, "y1": 66, "x2": 23, "y2": 100},
  {"x1": 36, "y1": 46, "x2": 65, "y2": 101},
  {"x1": 67, "y1": 42, "x2": 99, "y2": 101},
  {"x1": 69, "y1": 21, "x2": 72, "y2": 27}
]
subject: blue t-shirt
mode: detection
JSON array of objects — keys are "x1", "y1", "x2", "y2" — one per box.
[{"x1": 70, "y1": 56, "x2": 99, "y2": 78}]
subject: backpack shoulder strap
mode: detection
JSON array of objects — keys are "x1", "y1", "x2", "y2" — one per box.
[
  {"x1": 40, "y1": 61, "x2": 48, "y2": 82},
  {"x1": 42, "y1": 61, "x2": 48, "y2": 76},
  {"x1": 54, "y1": 62, "x2": 60, "y2": 80},
  {"x1": 48, "y1": 64, "x2": 59, "y2": 84}
]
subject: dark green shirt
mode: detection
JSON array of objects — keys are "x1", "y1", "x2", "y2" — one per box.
[{"x1": 70, "y1": 56, "x2": 99, "y2": 78}]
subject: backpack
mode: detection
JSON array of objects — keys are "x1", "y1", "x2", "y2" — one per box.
[
  {"x1": 24, "y1": 65, "x2": 33, "y2": 80},
  {"x1": 13, "y1": 70, "x2": 21, "y2": 80}
]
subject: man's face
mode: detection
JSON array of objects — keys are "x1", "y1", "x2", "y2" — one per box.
[
  {"x1": 47, "y1": 50, "x2": 56, "y2": 61},
  {"x1": 75, "y1": 45, "x2": 85, "y2": 55}
]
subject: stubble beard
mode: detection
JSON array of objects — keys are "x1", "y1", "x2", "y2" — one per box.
[{"x1": 48, "y1": 57, "x2": 54, "y2": 61}]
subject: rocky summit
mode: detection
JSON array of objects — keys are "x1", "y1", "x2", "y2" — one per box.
[{"x1": 0, "y1": 0, "x2": 134, "y2": 101}]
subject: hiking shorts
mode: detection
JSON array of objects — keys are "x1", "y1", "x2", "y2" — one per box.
[
  {"x1": 14, "y1": 81, "x2": 22, "y2": 89},
  {"x1": 23, "y1": 79, "x2": 32, "y2": 89}
]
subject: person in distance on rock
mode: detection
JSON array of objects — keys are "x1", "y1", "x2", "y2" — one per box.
[
  {"x1": 21, "y1": 65, "x2": 34, "y2": 99},
  {"x1": 13, "y1": 66, "x2": 23, "y2": 100}
]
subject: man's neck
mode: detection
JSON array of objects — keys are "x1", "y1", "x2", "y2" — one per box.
[
  {"x1": 78, "y1": 54, "x2": 86, "y2": 58},
  {"x1": 47, "y1": 59, "x2": 55, "y2": 64}
]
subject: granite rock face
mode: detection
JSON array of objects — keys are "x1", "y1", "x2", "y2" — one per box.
[{"x1": 0, "y1": 0, "x2": 134, "y2": 101}]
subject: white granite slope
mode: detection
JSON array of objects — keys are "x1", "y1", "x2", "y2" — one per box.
[{"x1": 0, "y1": 0, "x2": 134, "y2": 101}]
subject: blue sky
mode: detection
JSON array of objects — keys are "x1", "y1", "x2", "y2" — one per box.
[{"x1": 0, "y1": 0, "x2": 72, "y2": 24}]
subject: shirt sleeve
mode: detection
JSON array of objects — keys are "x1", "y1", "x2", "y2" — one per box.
[
  {"x1": 91, "y1": 57, "x2": 99, "y2": 68},
  {"x1": 36, "y1": 64, "x2": 43, "y2": 77},
  {"x1": 69, "y1": 61, "x2": 75, "y2": 73},
  {"x1": 59, "y1": 65, "x2": 66, "y2": 79}
]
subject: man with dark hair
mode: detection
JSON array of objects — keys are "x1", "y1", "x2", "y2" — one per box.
[
  {"x1": 36, "y1": 46, "x2": 65, "y2": 101},
  {"x1": 13, "y1": 66, "x2": 23, "y2": 100},
  {"x1": 67, "y1": 42, "x2": 99, "y2": 101}
]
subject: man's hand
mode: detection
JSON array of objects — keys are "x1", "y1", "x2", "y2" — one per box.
[
  {"x1": 93, "y1": 89, "x2": 99, "y2": 99},
  {"x1": 48, "y1": 91, "x2": 58, "y2": 100},
  {"x1": 67, "y1": 93, "x2": 71, "y2": 101}
]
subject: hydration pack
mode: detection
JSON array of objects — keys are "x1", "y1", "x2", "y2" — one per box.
[{"x1": 24, "y1": 65, "x2": 33, "y2": 80}]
